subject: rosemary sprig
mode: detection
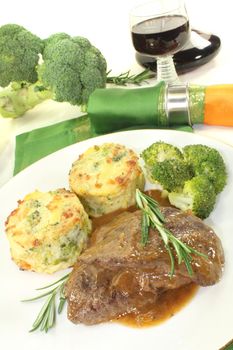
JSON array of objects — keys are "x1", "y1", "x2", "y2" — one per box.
[
  {"x1": 135, "y1": 189, "x2": 208, "y2": 277},
  {"x1": 106, "y1": 69, "x2": 155, "y2": 86},
  {"x1": 22, "y1": 273, "x2": 70, "y2": 333}
]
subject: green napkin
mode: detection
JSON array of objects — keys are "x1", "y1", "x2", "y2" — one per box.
[
  {"x1": 14, "y1": 114, "x2": 192, "y2": 175},
  {"x1": 88, "y1": 82, "x2": 168, "y2": 133}
]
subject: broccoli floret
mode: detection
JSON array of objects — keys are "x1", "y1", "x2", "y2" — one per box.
[
  {"x1": 151, "y1": 159, "x2": 193, "y2": 192},
  {"x1": 39, "y1": 34, "x2": 107, "y2": 107},
  {"x1": 141, "y1": 142, "x2": 193, "y2": 191},
  {"x1": 183, "y1": 144, "x2": 227, "y2": 194},
  {"x1": 142, "y1": 141, "x2": 183, "y2": 166},
  {"x1": 0, "y1": 24, "x2": 43, "y2": 87},
  {"x1": 42, "y1": 33, "x2": 71, "y2": 59},
  {"x1": 168, "y1": 175, "x2": 217, "y2": 219}
]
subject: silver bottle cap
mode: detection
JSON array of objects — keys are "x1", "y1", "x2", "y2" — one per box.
[{"x1": 165, "y1": 83, "x2": 192, "y2": 126}]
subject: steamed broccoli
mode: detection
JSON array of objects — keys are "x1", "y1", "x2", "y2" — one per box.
[
  {"x1": 141, "y1": 142, "x2": 193, "y2": 191},
  {"x1": 168, "y1": 175, "x2": 217, "y2": 219},
  {"x1": 151, "y1": 159, "x2": 193, "y2": 192},
  {"x1": 0, "y1": 24, "x2": 43, "y2": 87},
  {"x1": 141, "y1": 142, "x2": 227, "y2": 219},
  {"x1": 183, "y1": 144, "x2": 227, "y2": 194},
  {"x1": 142, "y1": 141, "x2": 183, "y2": 166}
]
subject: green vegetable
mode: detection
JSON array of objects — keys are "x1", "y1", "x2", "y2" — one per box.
[
  {"x1": 142, "y1": 141, "x2": 183, "y2": 166},
  {"x1": 183, "y1": 144, "x2": 227, "y2": 194},
  {"x1": 168, "y1": 175, "x2": 217, "y2": 219},
  {"x1": 0, "y1": 82, "x2": 52, "y2": 118},
  {"x1": 0, "y1": 24, "x2": 154, "y2": 118},
  {"x1": 151, "y1": 159, "x2": 193, "y2": 192},
  {"x1": 141, "y1": 141, "x2": 193, "y2": 191},
  {"x1": 141, "y1": 142, "x2": 227, "y2": 219},
  {"x1": 0, "y1": 24, "x2": 43, "y2": 87},
  {"x1": 38, "y1": 33, "x2": 107, "y2": 106},
  {"x1": 135, "y1": 189, "x2": 208, "y2": 276}
]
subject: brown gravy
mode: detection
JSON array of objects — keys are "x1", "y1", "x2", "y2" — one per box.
[{"x1": 91, "y1": 190, "x2": 199, "y2": 328}]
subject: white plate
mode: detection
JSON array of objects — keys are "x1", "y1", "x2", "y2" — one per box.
[{"x1": 0, "y1": 129, "x2": 232, "y2": 350}]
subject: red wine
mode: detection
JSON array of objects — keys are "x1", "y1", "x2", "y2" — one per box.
[
  {"x1": 131, "y1": 15, "x2": 190, "y2": 56},
  {"x1": 136, "y1": 29, "x2": 221, "y2": 74}
]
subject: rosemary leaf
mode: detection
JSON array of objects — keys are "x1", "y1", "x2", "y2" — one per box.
[
  {"x1": 29, "y1": 293, "x2": 54, "y2": 332},
  {"x1": 58, "y1": 281, "x2": 67, "y2": 314},
  {"x1": 166, "y1": 245, "x2": 175, "y2": 277},
  {"x1": 58, "y1": 297, "x2": 66, "y2": 314},
  {"x1": 24, "y1": 273, "x2": 70, "y2": 333},
  {"x1": 141, "y1": 211, "x2": 149, "y2": 245},
  {"x1": 46, "y1": 293, "x2": 56, "y2": 332},
  {"x1": 36, "y1": 273, "x2": 70, "y2": 291},
  {"x1": 182, "y1": 252, "x2": 194, "y2": 276},
  {"x1": 22, "y1": 286, "x2": 58, "y2": 302}
]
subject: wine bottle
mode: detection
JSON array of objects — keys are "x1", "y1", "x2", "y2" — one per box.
[{"x1": 135, "y1": 29, "x2": 221, "y2": 73}]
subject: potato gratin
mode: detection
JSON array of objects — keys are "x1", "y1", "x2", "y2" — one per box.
[
  {"x1": 5, "y1": 188, "x2": 91, "y2": 273},
  {"x1": 69, "y1": 143, "x2": 145, "y2": 217}
]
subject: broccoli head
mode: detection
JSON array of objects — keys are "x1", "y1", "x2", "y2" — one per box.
[
  {"x1": 141, "y1": 141, "x2": 193, "y2": 191},
  {"x1": 168, "y1": 175, "x2": 217, "y2": 219},
  {"x1": 183, "y1": 144, "x2": 227, "y2": 194},
  {"x1": 142, "y1": 141, "x2": 183, "y2": 166},
  {"x1": 0, "y1": 24, "x2": 44, "y2": 87},
  {"x1": 39, "y1": 33, "x2": 107, "y2": 106},
  {"x1": 150, "y1": 159, "x2": 193, "y2": 192}
]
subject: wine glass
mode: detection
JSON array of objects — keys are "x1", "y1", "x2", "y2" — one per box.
[{"x1": 130, "y1": 0, "x2": 190, "y2": 84}]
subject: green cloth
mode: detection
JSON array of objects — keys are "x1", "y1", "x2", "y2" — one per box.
[
  {"x1": 14, "y1": 114, "x2": 192, "y2": 175},
  {"x1": 88, "y1": 81, "x2": 167, "y2": 133}
]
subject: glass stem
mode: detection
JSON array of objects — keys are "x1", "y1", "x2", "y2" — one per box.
[{"x1": 157, "y1": 56, "x2": 179, "y2": 84}]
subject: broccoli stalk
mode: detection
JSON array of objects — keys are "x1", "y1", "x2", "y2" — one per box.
[{"x1": 0, "y1": 82, "x2": 53, "y2": 118}]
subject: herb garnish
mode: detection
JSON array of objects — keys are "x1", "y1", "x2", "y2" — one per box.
[
  {"x1": 135, "y1": 189, "x2": 208, "y2": 277},
  {"x1": 106, "y1": 69, "x2": 155, "y2": 86},
  {"x1": 22, "y1": 273, "x2": 70, "y2": 333}
]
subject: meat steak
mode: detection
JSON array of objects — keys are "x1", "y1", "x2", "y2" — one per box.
[{"x1": 65, "y1": 207, "x2": 224, "y2": 325}]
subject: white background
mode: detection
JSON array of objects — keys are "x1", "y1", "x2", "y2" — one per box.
[
  {"x1": 0, "y1": 0, "x2": 230, "y2": 83},
  {"x1": 0, "y1": 0, "x2": 233, "y2": 186}
]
